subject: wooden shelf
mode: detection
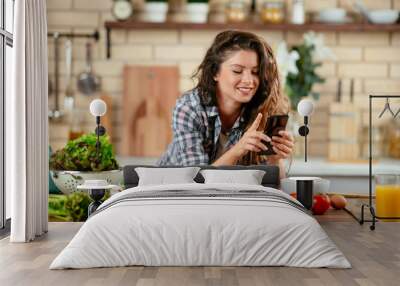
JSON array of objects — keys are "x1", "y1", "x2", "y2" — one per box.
[
  {"x1": 105, "y1": 20, "x2": 400, "y2": 32},
  {"x1": 104, "y1": 20, "x2": 400, "y2": 58}
]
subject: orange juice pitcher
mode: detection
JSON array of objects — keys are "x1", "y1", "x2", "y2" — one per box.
[{"x1": 375, "y1": 174, "x2": 400, "y2": 221}]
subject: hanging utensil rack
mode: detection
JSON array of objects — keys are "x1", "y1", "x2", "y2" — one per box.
[
  {"x1": 345, "y1": 95, "x2": 400, "y2": 230},
  {"x1": 47, "y1": 30, "x2": 99, "y2": 120}
]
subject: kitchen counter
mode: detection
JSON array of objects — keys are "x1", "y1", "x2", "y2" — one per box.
[
  {"x1": 287, "y1": 157, "x2": 400, "y2": 195},
  {"x1": 117, "y1": 156, "x2": 400, "y2": 176},
  {"x1": 116, "y1": 156, "x2": 400, "y2": 195},
  {"x1": 288, "y1": 157, "x2": 400, "y2": 177}
]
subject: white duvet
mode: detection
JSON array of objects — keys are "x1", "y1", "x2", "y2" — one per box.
[{"x1": 50, "y1": 183, "x2": 351, "y2": 269}]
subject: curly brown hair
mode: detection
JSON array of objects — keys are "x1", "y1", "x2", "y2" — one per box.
[{"x1": 192, "y1": 30, "x2": 289, "y2": 164}]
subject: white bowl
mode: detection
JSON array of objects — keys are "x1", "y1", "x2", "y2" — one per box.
[
  {"x1": 318, "y1": 8, "x2": 346, "y2": 23},
  {"x1": 186, "y1": 3, "x2": 209, "y2": 23},
  {"x1": 50, "y1": 169, "x2": 123, "y2": 195},
  {"x1": 144, "y1": 2, "x2": 168, "y2": 13},
  {"x1": 141, "y1": 2, "x2": 168, "y2": 23},
  {"x1": 368, "y1": 9, "x2": 399, "y2": 24}
]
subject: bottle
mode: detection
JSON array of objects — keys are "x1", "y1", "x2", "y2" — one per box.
[
  {"x1": 388, "y1": 120, "x2": 400, "y2": 158},
  {"x1": 68, "y1": 108, "x2": 85, "y2": 141},
  {"x1": 291, "y1": 0, "x2": 305, "y2": 24}
]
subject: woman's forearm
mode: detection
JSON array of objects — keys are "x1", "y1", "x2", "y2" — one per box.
[
  {"x1": 266, "y1": 157, "x2": 286, "y2": 179},
  {"x1": 212, "y1": 147, "x2": 242, "y2": 166},
  {"x1": 278, "y1": 159, "x2": 286, "y2": 179}
]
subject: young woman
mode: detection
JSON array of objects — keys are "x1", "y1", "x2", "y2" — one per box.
[{"x1": 158, "y1": 30, "x2": 294, "y2": 177}]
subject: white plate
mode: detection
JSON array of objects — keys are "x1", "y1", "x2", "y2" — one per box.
[{"x1": 314, "y1": 16, "x2": 352, "y2": 24}]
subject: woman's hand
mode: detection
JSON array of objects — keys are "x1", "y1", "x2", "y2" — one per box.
[
  {"x1": 232, "y1": 113, "x2": 271, "y2": 158},
  {"x1": 266, "y1": 130, "x2": 294, "y2": 164}
]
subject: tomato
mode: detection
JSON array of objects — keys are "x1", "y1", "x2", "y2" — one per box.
[
  {"x1": 323, "y1": 194, "x2": 331, "y2": 205},
  {"x1": 312, "y1": 194, "x2": 331, "y2": 215}
]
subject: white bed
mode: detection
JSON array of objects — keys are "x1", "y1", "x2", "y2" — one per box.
[{"x1": 50, "y1": 183, "x2": 351, "y2": 269}]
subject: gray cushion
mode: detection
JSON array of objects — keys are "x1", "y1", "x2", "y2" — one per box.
[{"x1": 123, "y1": 165, "x2": 280, "y2": 189}]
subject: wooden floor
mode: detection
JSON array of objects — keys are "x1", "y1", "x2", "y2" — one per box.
[{"x1": 0, "y1": 210, "x2": 399, "y2": 286}]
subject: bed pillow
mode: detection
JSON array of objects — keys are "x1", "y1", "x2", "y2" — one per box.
[
  {"x1": 135, "y1": 167, "x2": 201, "y2": 186},
  {"x1": 200, "y1": 169, "x2": 266, "y2": 185}
]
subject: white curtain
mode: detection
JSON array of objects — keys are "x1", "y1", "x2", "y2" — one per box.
[{"x1": 7, "y1": 0, "x2": 48, "y2": 242}]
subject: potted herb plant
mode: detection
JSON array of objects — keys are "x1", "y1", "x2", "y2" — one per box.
[
  {"x1": 49, "y1": 133, "x2": 122, "y2": 195},
  {"x1": 140, "y1": 0, "x2": 169, "y2": 22},
  {"x1": 186, "y1": 0, "x2": 209, "y2": 23},
  {"x1": 277, "y1": 32, "x2": 335, "y2": 110}
]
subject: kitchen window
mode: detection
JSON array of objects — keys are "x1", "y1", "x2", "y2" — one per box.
[{"x1": 0, "y1": 0, "x2": 14, "y2": 234}]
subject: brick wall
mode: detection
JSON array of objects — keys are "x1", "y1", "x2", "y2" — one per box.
[{"x1": 47, "y1": 0, "x2": 400, "y2": 158}]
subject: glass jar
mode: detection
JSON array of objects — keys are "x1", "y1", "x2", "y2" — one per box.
[
  {"x1": 68, "y1": 109, "x2": 85, "y2": 141},
  {"x1": 388, "y1": 124, "x2": 400, "y2": 159},
  {"x1": 225, "y1": 0, "x2": 248, "y2": 23},
  {"x1": 375, "y1": 174, "x2": 400, "y2": 221},
  {"x1": 260, "y1": 2, "x2": 285, "y2": 24},
  {"x1": 360, "y1": 126, "x2": 383, "y2": 158}
]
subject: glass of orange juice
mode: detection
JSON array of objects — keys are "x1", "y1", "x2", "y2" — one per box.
[{"x1": 375, "y1": 174, "x2": 400, "y2": 221}]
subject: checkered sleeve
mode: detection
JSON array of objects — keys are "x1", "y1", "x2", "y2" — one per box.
[{"x1": 171, "y1": 101, "x2": 210, "y2": 165}]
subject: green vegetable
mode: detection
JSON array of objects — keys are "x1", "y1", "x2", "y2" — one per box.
[
  {"x1": 285, "y1": 43, "x2": 325, "y2": 110},
  {"x1": 64, "y1": 192, "x2": 92, "y2": 222},
  {"x1": 49, "y1": 192, "x2": 111, "y2": 222},
  {"x1": 48, "y1": 194, "x2": 69, "y2": 221},
  {"x1": 49, "y1": 194, "x2": 67, "y2": 210},
  {"x1": 49, "y1": 133, "x2": 119, "y2": 171}
]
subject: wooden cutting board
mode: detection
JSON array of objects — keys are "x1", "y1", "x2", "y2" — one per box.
[
  {"x1": 121, "y1": 66, "x2": 179, "y2": 157},
  {"x1": 328, "y1": 103, "x2": 361, "y2": 162}
]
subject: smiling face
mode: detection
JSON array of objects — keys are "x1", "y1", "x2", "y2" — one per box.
[{"x1": 214, "y1": 49, "x2": 260, "y2": 110}]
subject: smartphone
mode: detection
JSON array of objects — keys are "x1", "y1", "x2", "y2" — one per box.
[{"x1": 259, "y1": 114, "x2": 289, "y2": 156}]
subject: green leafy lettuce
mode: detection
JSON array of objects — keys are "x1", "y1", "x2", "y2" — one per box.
[{"x1": 49, "y1": 133, "x2": 119, "y2": 171}]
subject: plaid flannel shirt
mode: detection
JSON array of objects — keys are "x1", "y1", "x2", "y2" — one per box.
[{"x1": 158, "y1": 89, "x2": 245, "y2": 166}]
